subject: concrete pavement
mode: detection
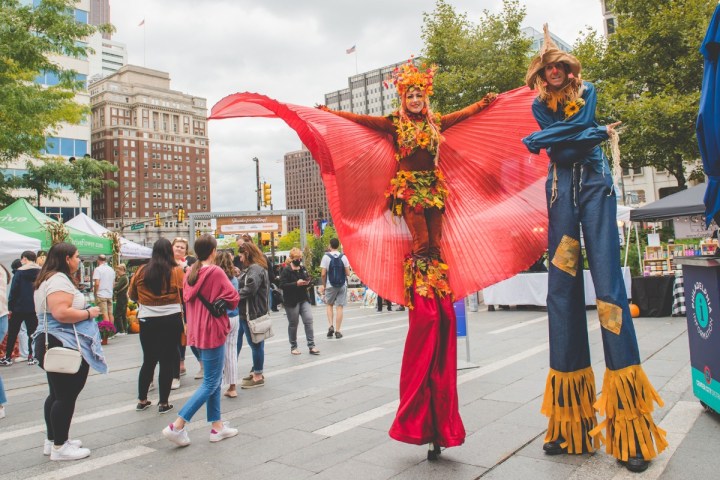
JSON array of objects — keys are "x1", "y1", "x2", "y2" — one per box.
[{"x1": 0, "y1": 303, "x2": 712, "y2": 480}]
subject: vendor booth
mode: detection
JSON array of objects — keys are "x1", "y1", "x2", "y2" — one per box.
[
  {"x1": 0, "y1": 226, "x2": 42, "y2": 267},
  {"x1": 0, "y1": 199, "x2": 112, "y2": 256},
  {"x1": 66, "y1": 213, "x2": 151, "y2": 259},
  {"x1": 629, "y1": 183, "x2": 713, "y2": 317}
]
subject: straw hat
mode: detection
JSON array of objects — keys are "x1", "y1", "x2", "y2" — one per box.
[{"x1": 525, "y1": 24, "x2": 582, "y2": 90}]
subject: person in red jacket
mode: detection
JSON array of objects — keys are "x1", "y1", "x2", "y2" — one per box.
[{"x1": 162, "y1": 235, "x2": 239, "y2": 447}]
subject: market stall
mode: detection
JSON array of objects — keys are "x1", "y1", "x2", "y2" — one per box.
[
  {"x1": 629, "y1": 183, "x2": 716, "y2": 317},
  {"x1": 0, "y1": 226, "x2": 42, "y2": 267},
  {"x1": 483, "y1": 268, "x2": 632, "y2": 308},
  {"x1": 66, "y1": 213, "x2": 151, "y2": 259},
  {"x1": 0, "y1": 199, "x2": 112, "y2": 255}
]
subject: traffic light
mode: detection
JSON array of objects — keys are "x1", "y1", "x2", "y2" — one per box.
[
  {"x1": 154, "y1": 212, "x2": 161, "y2": 227},
  {"x1": 195, "y1": 229, "x2": 201, "y2": 238},
  {"x1": 177, "y1": 206, "x2": 185, "y2": 223},
  {"x1": 261, "y1": 232, "x2": 270, "y2": 246},
  {"x1": 262, "y1": 182, "x2": 272, "y2": 207}
]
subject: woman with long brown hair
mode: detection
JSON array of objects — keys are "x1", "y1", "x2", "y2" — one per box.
[
  {"x1": 236, "y1": 241, "x2": 270, "y2": 389},
  {"x1": 163, "y1": 235, "x2": 239, "y2": 446},
  {"x1": 32, "y1": 242, "x2": 104, "y2": 461},
  {"x1": 129, "y1": 238, "x2": 184, "y2": 414}
]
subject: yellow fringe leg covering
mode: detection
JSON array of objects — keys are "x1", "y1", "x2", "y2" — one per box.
[
  {"x1": 590, "y1": 365, "x2": 668, "y2": 462},
  {"x1": 541, "y1": 366, "x2": 601, "y2": 454}
]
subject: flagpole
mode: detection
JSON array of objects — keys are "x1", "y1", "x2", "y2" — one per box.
[
  {"x1": 355, "y1": 49, "x2": 358, "y2": 75},
  {"x1": 143, "y1": 21, "x2": 146, "y2": 67}
]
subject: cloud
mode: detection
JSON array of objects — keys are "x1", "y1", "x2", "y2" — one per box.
[{"x1": 109, "y1": 0, "x2": 604, "y2": 213}]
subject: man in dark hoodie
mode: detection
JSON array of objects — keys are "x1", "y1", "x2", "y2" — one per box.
[{"x1": 1, "y1": 251, "x2": 41, "y2": 366}]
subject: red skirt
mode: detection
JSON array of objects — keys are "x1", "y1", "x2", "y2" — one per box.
[{"x1": 389, "y1": 290, "x2": 465, "y2": 447}]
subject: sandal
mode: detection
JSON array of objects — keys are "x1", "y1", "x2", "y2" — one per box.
[
  {"x1": 224, "y1": 390, "x2": 238, "y2": 398},
  {"x1": 291, "y1": 348, "x2": 302, "y2": 355},
  {"x1": 309, "y1": 347, "x2": 320, "y2": 355}
]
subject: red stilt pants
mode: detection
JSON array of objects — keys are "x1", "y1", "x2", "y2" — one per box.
[{"x1": 389, "y1": 290, "x2": 465, "y2": 447}]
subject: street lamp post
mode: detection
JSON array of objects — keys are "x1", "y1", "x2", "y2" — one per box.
[
  {"x1": 118, "y1": 190, "x2": 136, "y2": 235},
  {"x1": 253, "y1": 157, "x2": 261, "y2": 212}
]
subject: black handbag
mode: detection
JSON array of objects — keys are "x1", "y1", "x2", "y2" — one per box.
[{"x1": 197, "y1": 292, "x2": 228, "y2": 318}]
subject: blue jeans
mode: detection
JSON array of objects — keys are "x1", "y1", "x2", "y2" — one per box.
[
  {"x1": 238, "y1": 318, "x2": 264, "y2": 374},
  {"x1": 547, "y1": 164, "x2": 640, "y2": 372},
  {"x1": 178, "y1": 344, "x2": 224, "y2": 423},
  {"x1": 0, "y1": 315, "x2": 7, "y2": 404}
]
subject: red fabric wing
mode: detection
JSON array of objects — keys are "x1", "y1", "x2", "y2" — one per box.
[{"x1": 209, "y1": 87, "x2": 549, "y2": 304}]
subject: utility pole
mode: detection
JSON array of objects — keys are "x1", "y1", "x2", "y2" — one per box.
[{"x1": 253, "y1": 157, "x2": 260, "y2": 211}]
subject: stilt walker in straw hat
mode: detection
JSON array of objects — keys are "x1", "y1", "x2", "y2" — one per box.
[{"x1": 522, "y1": 25, "x2": 668, "y2": 473}]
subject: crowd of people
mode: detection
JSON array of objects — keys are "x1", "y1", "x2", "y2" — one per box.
[{"x1": 0, "y1": 27, "x2": 669, "y2": 473}]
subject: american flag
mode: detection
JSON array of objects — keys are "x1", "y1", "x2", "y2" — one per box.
[
  {"x1": 346, "y1": 45, "x2": 356, "y2": 54},
  {"x1": 138, "y1": 19, "x2": 145, "y2": 27}
]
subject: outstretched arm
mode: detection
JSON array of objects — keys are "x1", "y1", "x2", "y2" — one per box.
[
  {"x1": 440, "y1": 93, "x2": 497, "y2": 130},
  {"x1": 317, "y1": 106, "x2": 394, "y2": 133}
]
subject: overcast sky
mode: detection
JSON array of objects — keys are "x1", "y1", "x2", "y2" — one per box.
[{"x1": 108, "y1": 0, "x2": 605, "y2": 213}]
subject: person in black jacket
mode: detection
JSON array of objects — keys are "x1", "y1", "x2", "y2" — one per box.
[
  {"x1": 2, "y1": 251, "x2": 41, "y2": 366},
  {"x1": 279, "y1": 248, "x2": 318, "y2": 355}
]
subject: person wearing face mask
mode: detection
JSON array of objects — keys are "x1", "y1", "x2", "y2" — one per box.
[
  {"x1": 279, "y1": 248, "x2": 318, "y2": 356},
  {"x1": 522, "y1": 25, "x2": 666, "y2": 473}
]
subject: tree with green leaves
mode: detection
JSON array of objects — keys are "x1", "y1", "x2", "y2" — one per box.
[
  {"x1": 573, "y1": 0, "x2": 716, "y2": 188},
  {"x1": 421, "y1": 0, "x2": 531, "y2": 113},
  {"x1": 22, "y1": 156, "x2": 118, "y2": 207},
  {"x1": 0, "y1": 0, "x2": 114, "y2": 205}
]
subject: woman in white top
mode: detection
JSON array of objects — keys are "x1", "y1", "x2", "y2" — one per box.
[{"x1": 32, "y1": 242, "x2": 104, "y2": 461}]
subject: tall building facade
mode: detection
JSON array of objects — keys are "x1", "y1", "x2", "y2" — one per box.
[
  {"x1": 284, "y1": 147, "x2": 329, "y2": 233},
  {"x1": 89, "y1": 65, "x2": 211, "y2": 244},
  {"x1": 325, "y1": 60, "x2": 410, "y2": 115},
  {"x1": 5, "y1": 0, "x2": 92, "y2": 222},
  {"x1": 87, "y1": 33, "x2": 127, "y2": 82},
  {"x1": 89, "y1": 0, "x2": 111, "y2": 39}
]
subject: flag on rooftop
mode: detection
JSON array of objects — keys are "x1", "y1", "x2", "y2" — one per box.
[{"x1": 346, "y1": 45, "x2": 356, "y2": 54}]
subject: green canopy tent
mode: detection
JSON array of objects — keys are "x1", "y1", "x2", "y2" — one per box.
[{"x1": 0, "y1": 199, "x2": 112, "y2": 255}]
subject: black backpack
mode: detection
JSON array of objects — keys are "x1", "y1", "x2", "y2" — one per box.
[{"x1": 325, "y1": 253, "x2": 346, "y2": 287}]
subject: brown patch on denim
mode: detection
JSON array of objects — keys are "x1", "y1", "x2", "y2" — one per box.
[
  {"x1": 597, "y1": 299, "x2": 623, "y2": 335},
  {"x1": 551, "y1": 235, "x2": 581, "y2": 277}
]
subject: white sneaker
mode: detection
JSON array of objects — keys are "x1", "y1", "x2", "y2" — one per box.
[
  {"x1": 44, "y1": 438, "x2": 82, "y2": 456},
  {"x1": 162, "y1": 424, "x2": 191, "y2": 447},
  {"x1": 49, "y1": 441, "x2": 91, "y2": 461},
  {"x1": 209, "y1": 422, "x2": 238, "y2": 442},
  {"x1": 194, "y1": 369, "x2": 204, "y2": 379},
  {"x1": 0, "y1": 406, "x2": 5, "y2": 419},
  {"x1": 171, "y1": 378, "x2": 180, "y2": 390}
]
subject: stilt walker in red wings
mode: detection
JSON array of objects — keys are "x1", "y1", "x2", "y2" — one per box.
[{"x1": 209, "y1": 59, "x2": 551, "y2": 459}]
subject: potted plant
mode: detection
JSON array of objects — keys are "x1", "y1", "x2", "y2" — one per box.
[{"x1": 97, "y1": 321, "x2": 116, "y2": 345}]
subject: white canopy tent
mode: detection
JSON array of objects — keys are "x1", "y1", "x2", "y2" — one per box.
[
  {"x1": 66, "y1": 213, "x2": 152, "y2": 259},
  {"x1": 0, "y1": 226, "x2": 42, "y2": 268}
]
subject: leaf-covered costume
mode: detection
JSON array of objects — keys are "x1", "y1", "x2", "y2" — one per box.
[{"x1": 209, "y1": 86, "x2": 549, "y2": 449}]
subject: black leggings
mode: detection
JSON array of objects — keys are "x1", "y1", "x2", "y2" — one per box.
[
  {"x1": 34, "y1": 334, "x2": 90, "y2": 446},
  {"x1": 138, "y1": 313, "x2": 183, "y2": 404},
  {"x1": 5, "y1": 312, "x2": 38, "y2": 359}
]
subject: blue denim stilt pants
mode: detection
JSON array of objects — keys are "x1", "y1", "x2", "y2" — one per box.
[{"x1": 546, "y1": 163, "x2": 641, "y2": 373}]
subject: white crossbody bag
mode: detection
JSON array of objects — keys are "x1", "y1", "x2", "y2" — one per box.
[{"x1": 42, "y1": 292, "x2": 83, "y2": 374}]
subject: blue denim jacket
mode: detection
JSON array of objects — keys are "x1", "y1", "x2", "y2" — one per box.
[
  {"x1": 523, "y1": 81, "x2": 610, "y2": 173},
  {"x1": 33, "y1": 313, "x2": 108, "y2": 374}
]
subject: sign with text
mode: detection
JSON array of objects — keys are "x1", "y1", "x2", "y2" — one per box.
[
  {"x1": 130, "y1": 223, "x2": 145, "y2": 231},
  {"x1": 216, "y1": 215, "x2": 282, "y2": 233}
]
